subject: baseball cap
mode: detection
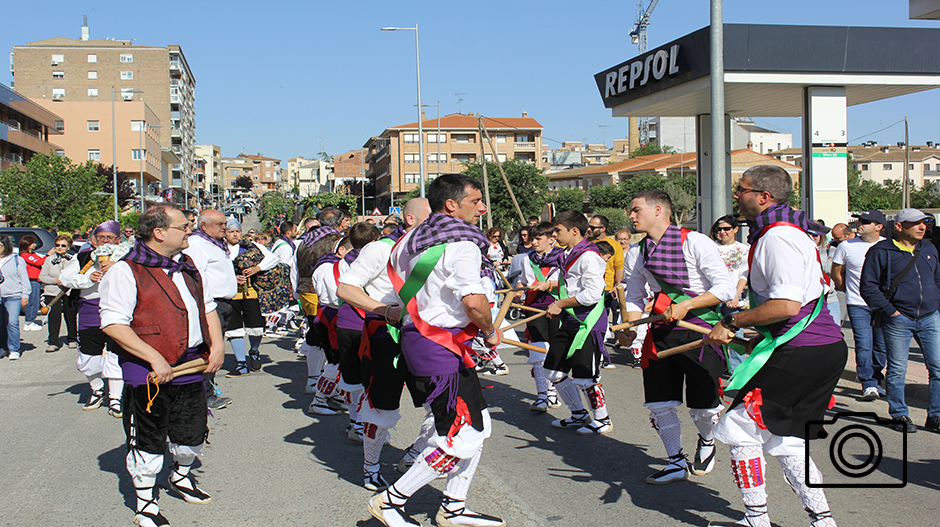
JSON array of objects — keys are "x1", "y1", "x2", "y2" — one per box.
[
  {"x1": 806, "y1": 221, "x2": 831, "y2": 236},
  {"x1": 895, "y1": 208, "x2": 931, "y2": 223},
  {"x1": 851, "y1": 209, "x2": 887, "y2": 226}
]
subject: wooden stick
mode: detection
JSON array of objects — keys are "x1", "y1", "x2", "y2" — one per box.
[
  {"x1": 501, "y1": 310, "x2": 547, "y2": 332},
  {"x1": 170, "y1": 365, "x2": 208, "y2": 377},
  {"x1": 492, "y1": 292, "x2": 516, "y2": 331},
  {"x1": 147, "y1": 358, "x2": 208, "y2": 383},
  {"x1": 675, "y1": 320, "x2": 749, "y2": 347},
  {"x1": 501, "y1": 337, "x2": 550, "y2": 353},
  {"x1": 494, "y1": 285, "x2": 537, "y2": 295},
  {"x1": 610, "y1": 314, "x2": 667, "y2": 332},
  {"x1": 616, "y1": 284, "x2": 627, "y2": 313},
  {"x1": 511, "y1": 303, "x2": 546, "y2": 314},
  {"x1": 656, "y1": 339, "x2": 708, "y2": 359},
  {"x1": 494, "y1": 268, "x2": 513, "y2": 290}
]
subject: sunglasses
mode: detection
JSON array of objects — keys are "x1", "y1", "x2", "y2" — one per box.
[
  {"x1": 54, "y1": 243, "x2": 69, "y2": 248},
  {"x1": 857, "y1": 219, "x2": 874, "y2": 226},
  {"x1": 717, "y1": 226, "x2": 735, "y2": 232}
]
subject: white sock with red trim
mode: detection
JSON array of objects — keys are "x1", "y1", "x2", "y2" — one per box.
[
  {"x1": 778, "y1": 455, "x2": 836, "y2": 527},
  {"x1": 729, "y1": 445, "x2": 769, "y2": 527}
]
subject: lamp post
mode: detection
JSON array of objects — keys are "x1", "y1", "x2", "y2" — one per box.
[
  {"x1": 416, "y1": 102, "x2": 442, "y2": 177},
  {"x1": 382, "y1": 24, "x2": 425, "y2": 198},
  {"x1": 111, "y1": 87, "x2": 143, "y2": 221},
  {"x1": 138, "y1": 123, "x2": 160, "y2": 213}
]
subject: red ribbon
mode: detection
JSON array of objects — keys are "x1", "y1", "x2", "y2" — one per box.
[{"x1": 742, "y1": 388, "x2": 767, "y2": 430}]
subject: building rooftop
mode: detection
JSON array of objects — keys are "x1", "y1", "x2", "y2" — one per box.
[{"x1": 389, "y1": 112, "x2": 543, "y2": 131}]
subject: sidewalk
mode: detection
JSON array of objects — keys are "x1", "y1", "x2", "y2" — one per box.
[{"x1": 840, "y1": 326, "x2": 931, "y2": 406}]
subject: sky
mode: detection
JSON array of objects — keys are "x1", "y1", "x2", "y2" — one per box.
[{"x1": 4, "y1": 0, "x2": 939, "y2": 163}]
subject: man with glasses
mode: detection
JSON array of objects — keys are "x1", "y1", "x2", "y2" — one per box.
[
  {"x1": 122, "y1": 226, "x2": 136, "y2": 243},
  {"x1": 100, "y1": 205, "x2": 225, "y2": 527},
  {"x1": 183, "y1": 209, "x2": 236, "y2": 410},
  {"x1": 831, "y1": 210, "x2": 888, "y2": 401},
  {"x1": 860, "y1": 208, "x2": 940, "y2": 434},
  {"x1": 60, "y1": 220, "x2": 126, "y2": 418},
  {"x1": 586, "y1": 215, "x2": 625, "y2": 366}
]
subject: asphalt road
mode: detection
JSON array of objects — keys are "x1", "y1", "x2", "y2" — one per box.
[{"x1": 2, "y1": 324, "x2": 939, "y2": 527}]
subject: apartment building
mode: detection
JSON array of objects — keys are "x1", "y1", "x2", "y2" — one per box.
[
  {"x1": 11, "y1": 21, "x2": 197, "y2": 207},
  {"x1": 333, "y1": 148, "x2": 367, "y2": 191},
  {"x1": 219, "y1": 156, "x2": 254, "y2": 200},
  {"x1": 194, "y1": 144, "x2": 221, "y2": 203},
  {"x1": 288, "y1": 157, "x2": 332, "y2": 197},
  {"x1": 0, "y1": 82, "x2": 62, "y2": 171},
  {"x1": 767, "y1": 143, "x2": 940, "y2": 188},
  {"x1": 649, "y1": 117, "x2": 792, "y2": 155},
  {"x1": 240, "y1": 153, "x2": 282, "y2": 194},
  {"x1": 365, "y1": 112, "x2": 543, "y2": 209}
]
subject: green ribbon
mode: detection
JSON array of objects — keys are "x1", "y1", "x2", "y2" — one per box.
[
  {"x1": 652, "y1": 278, "x2": 747, "y2": 359},
  {"x1": 527, "y1": 259, "x2": 559, "y2": 299},
  {"x1": 389, "y1": 243, "x2": 449, "y2": 346},
  {"x1": 557, "y1": 280, "x2": 605, "y2": 359},
  {"x1": 725, "y1": 292, "x2": 824, "y2": 391}
]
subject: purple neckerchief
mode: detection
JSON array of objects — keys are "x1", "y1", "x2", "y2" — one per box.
[
  {"x1": 642, "y1": 224, "x2": 690, "y2": 291},
  {"x1": 300, "y1": 226, "x2": 340, "y2": 247},
  {"x1": 343, "y1": 248, "x2": 360, "y2": 265},
  {"x1": 316, "y1": 253, "x2": 340, "y2": 271},
  {"x1": 560, "y1": 239, "x2": 600, "y2": 279},
  {"x1": 383, "y1": 224, "x2": 407, "y2": 244},
  {"x1": 123, "y1": 241, "x2": 199, "y2": 280},
  {"x1": 191, "y1": 228, "x2": 227, "y2": 253},
  {"x1": 279, "y1": 235, "x2": 296, "y2": 252},
  {"x1": 529, "y1": 246, "x2": 565, "y2": 267},
  {"x1": 405, "y1": 212, "x2": 487, "y2": 255},
  {"x1": 746, "y1": 202, "x2": 812, "y2": 245}
]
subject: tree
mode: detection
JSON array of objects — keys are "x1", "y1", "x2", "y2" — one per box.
[
  {"x1": 258, "y1": 191, "x2": 291, "y2": 228},
  {"x1": 664, "y1": 179, "x2": 696, "y2": 225},
  {"x1": 592, "y1": 207, "x2": 632, "y2": 233},
  {"x1": 846, "y1": 155, "x2": 898, "y2": 211},
  {"x1": 234, "y1": 176, "x2": 254, "y2": 190},
  {"x1": 0, "y1": 153, "x2": 110, "y2": 230},
  {"x1": 546, "y1": 188, "x2": 586, "y2": 213},
  {"x1": 463, "y1": 158, "x2": 549, "y2": 231},
  {"x1": 97, "y1": 163, "x2": 135, "y2": 209},
  {"x1": 630, "y1": 143, "x2": 676, "y2": 158},
  {"x1": 301, "y1": 192, "x2": 358, "y2": 221}
]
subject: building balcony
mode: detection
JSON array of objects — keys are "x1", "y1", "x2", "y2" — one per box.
[{"x1": 513, "y1": 142, "x2": 536, "y2": 150}]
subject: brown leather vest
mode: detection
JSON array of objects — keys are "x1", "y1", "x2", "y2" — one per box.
[{"x1": 116, "y1": 258, "x2": 211, "y2": 365}]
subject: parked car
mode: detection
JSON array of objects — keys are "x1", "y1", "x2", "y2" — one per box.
[{"x1": 0, "y1": 227, "x2": 57, "y2": 254}]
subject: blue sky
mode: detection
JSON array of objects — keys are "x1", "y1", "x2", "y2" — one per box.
[{"x1": 4, "y1": 0, "x2": 938, "y2": 162}]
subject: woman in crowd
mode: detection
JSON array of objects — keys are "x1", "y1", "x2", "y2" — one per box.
[
  {"x1": 710, "y1": 215, "x2": 749, "y2": 311},
  {"x1": 19, "y1": 235, "x2": 45, "y2": 332},
  {"x1": 0, "y1": 235, "x2": 31, "y2": 360},
  {"x1": 486, "y1": 227, "x2": 510, "y2": 270},
  {"x1": 515, "y1": 227, "x2": 533, "y2": 255},
  {"x1": 810, "y1": 224, "x2": 842, "y2": 325},
  {"x1": 38, "y1": 235, "x2": 78, "y2": 352}
]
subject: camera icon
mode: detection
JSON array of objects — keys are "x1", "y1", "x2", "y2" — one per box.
[{"x1": 805, "y1": 411, "x2": 907, "y2": 488}]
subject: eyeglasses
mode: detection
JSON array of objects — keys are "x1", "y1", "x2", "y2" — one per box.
[
  {"x1": 587, "y1": 225, "x2": 603, "y2": 230},
  {"x1": 735, "y1": 185, "x2": 770, "y2": 197},
  {"x1": 96, "y1": 235, "x2": 118, "y2": 242},
  {"x1": 54, "y1": 243, "x2": 69, "y2": 248},
  {"x1": 164, "y1": 224, "x2": 192, "y2": 233},
  {"x1": 857, "y1": 219, "x2": 874, "y2": 226},
  {"x1": 615, "y1": 238, "x2": 630, "y2": 243},
  {"x1": 717, "y1": 226, "x2": 735, "y2": 232},
  {"x1": 123, "y1": 230, "x2": 134, "y2": 234}
]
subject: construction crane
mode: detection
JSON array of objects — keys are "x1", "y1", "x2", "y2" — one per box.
[{"x1": 630, "y1": 0, "x2": 659, "y2": 145}]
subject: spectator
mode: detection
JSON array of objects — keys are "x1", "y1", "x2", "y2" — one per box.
[
  {"x1": 515, "y1": 227, "x2": 534, "y2": 255},
  {"x1": 19, "y1": 235, "x2": 45, "y2": 332},
  {"x1": 122, "y1": 226, "x2": 136, "y2": 243},
  {"x1": 709, "y1": 215, "x2": 749, "y2": 311},
  {"x1": 860, "y1": 208, "x2": 940, "y2": 433},
  {"x1": 527, "y1": 215, "x2": 539, "y2": 227},
  {"x1": 830, "y1": 222, "x2": 855, "y2": 247},
  {"x1": 0, "y1": 235, "x2": 30, "y2": 360},
  {"x1": 587, "y1": 214, "x2": 625, "y2": 348},
  {"x1": 485, "y1": 227, "x2": 510, "y2": 270},
  {"x1": 614, "y1": 228, "x2": 631, "y2": 255},
  {"x1": 831, "y1": 209, "x2": 888, "y2": 401},
  {"x1": 38, "y1": 235, "x2": 78, "y2": 352},
  {"x1": 808, "y1": 223, "x2": 841, "y2": 325}
]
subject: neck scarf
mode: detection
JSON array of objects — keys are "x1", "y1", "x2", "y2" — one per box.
[
  {"x1": 406, "y1": 213, "x2": 488, "y2": 255},
  {"x1": 343, "y1": 248, "x2": 361, "y2": 265},
  {"x1": 382, "y1": 224, "x2": 407, "y2": 244},
  {"x1": 747, "y1": 202, "x2": 811, "y2": 245},
  {"x1": 561, "y1": 239, "x2": 601, "y2": 277},
  {"x1": 279, "y1": 235, "x2": 296, "y2": 252},
  {"x1": 529, "y1": 246, "x2": 565, "y2": 268},
  {"x1": 191, "y1": 228, "x2": 228, "y2": 253},
  {"x1": 123, "y1": 241, "x2": 199, "y2": 279},
  {"x1": 316, "y1": 252, "x2": 340, "y2": 271},
  {"x1": 300, "y1": 226, "x2": 340, "y2": 247},
  {"x1": 642, "y1": 224, "x2": 690, "y2": 290}
]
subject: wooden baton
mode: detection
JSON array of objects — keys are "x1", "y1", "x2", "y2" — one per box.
[
  {"x1": 609, "y1": 314, "x2": 667, "y2": 332},
  {"x1": 501, "y1": 337, "x2": 550, "y2": 353},
  {"x1": 501, "y1": 310, "x2": 548, "y2": 332},
  {"x1": 511, "y1": 303, "x2": 546, "y2": 314}
]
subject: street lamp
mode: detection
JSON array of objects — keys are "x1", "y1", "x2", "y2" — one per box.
[
  {"x1": 382, "y1": 24, "x2": 425, "y2": 198},
  {"x1": 112, "y1": 87, "x2": 143, "y2": 221},
  {"x1": 138, "y1": 123, "x2": 160, "y2": 213}
]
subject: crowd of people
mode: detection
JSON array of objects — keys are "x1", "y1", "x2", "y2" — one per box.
[{"x1": 5, "y1": 165, "x2": 940, "y2": 527}]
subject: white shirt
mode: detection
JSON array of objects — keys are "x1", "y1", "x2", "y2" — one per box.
[
  {"x1": 560, "y1": 248, "x2": 606, "y2": 307},
  {"x1": 338, "y1": 239, "x2": 398, "y2": 306},
  {"x1": 227, "y1": 241, "x2": 279, "y2": 272},
  {"x1": 716, "y1": 241, "x2": 750, "y2": 283},
  {"x1": 516, "y1": 253, "x2": 560, "y2": 286},
  {"x1": 184, "y1": 235, "x2": 237, "y2": 300},
  {"x1": 271, "y1": 238, "x2": 299, "y2": 294},
  {"x1": 622, "y1": 230, "x2": 736, "y2": 312},
  {"x1": 99, "y1": 257, "x2": 216, "y2": 349},
  {"x1": 312, "y1": 259, "x2": 348, "y2": 308},
  {"x1": 390, "y1": 230, "x2": 487, "y2": 329},
  {"x1": 59, "y1": 253, "x2": 101, "y2": 300},
  {"x1": 749, "y1": 224, "x2": 825, "y2": 306},
  {"x1": 831, "y1": 236, "x2": 882, "y2": 306}
]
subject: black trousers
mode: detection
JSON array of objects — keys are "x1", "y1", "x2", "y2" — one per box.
[{"x1": 44, "y1": 294, "x2": 77, "y2": 346}]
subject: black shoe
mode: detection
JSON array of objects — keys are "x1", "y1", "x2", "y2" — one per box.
[
  {"x1": 926, "y1": 415, "x2": 940, "y2": 433},
  {"x1": 225, "y1": 362, "x2": 250, "y2": 378},
  {"x1": 248, "y1": 353, "x2": 262, "y2": 372},
  {"x1": 631, "y1": 356, "x2": 642, "y2": 368},
  {"x1": 892, "y1": 415, "x2": 916, "y2": 433}
]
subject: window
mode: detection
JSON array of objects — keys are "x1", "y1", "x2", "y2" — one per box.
[
  {"x1": 131, "y1": 120, "x2": 145, "y2": 132},
  {"x1": 861, "y1": 164, "x2": 869, "y2": 171},
  {"x1": 495, "y1": 134, "x2": 506, "y2": 143},
  {"x1": 484, "y1": 153, "x2": 507, "y2": 162},
  {"x1": 121, "y1": 71, "x2": 134, "y2": 80},
  {"x1": 230, "y1": 169, "x2": 241, "y2": 176},
  {"x1": 265, "y1": 161, "x2": 271, "y2": 168},
  {"x1": 132, "y1": 149, "x2": 145, "y2": 161},
  {"x1": 87, "y1": 54, "x2": 97, "y2": 63},
  {"x1": 910, "y1": 164, "x2": 915, "y2": 170},
  {"x1": 120, "y1": 54, "x2": 133, "y2": 63},
  {"x1": 453, "y1": 134, "x2": 474, "y2": 143},
  {"x1": 427, "y1": 133, "x2": 446, "y2": 143},
  {"x1": 452, "y1": 153, "x2": 474, "y2": 163},
  {"x1": 87, "y1": 120, "x2": 99, "y2": 132},
  {"x1": 52, "y1": 88, "x2": 65, "y2": 100},
  {"x1": 515, "y1": 134, "x2": 533, "y2": 143},
  {"x1": 54, "y1": 149, "x2": 65, "y2": 157},
  {"x1": 51, "y1": 54, "x2": 64, "y2": 64},
  {"x1": 54, "y1": 120, "x2": 64, "y2": 131},
  {"x1": 52, "y1": 71, "x2": 64, "y2": 79},
  {"x1": 403, "y1": 133, "x2": 419, "y2": 143},
  {"x1": 404, "y1": 173, "x2": 419, "y2": 183},
  {"x1": 87, "y1": 71, "x2": 97, "y2": 79},
  {"x1": 404, "y1": 153, "x2": 420, "y2": 163},
  {"x1": 883, "y1": 164, "x2": 893, "y2": 170},
  {"x1": 88, "y1": 149, "x2": 101, "y2": 161},
  {"x1": 428, "y1": 153, "x2": 446, "y2": 163}
]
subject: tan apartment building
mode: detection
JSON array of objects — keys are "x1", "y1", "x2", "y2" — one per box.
[
  {"x1": 30, "y1": 99, "x2": 163, "y2": 204},
  {"x1": 287, "y1": 157, "x2": 332, "y2": 197},
  {"x1": 768, "y1": 143, "x2": 940, "y2": 189},
  {"x1": 1, "y1": 82, "x2": 63, "y2": 171},
  {"x1": 240, "y1": 154, "x2": 282, "y2": 194},
  {"x1": 365, "y1": 112, "x2": 544, "y2": 209},
  {"x1": 219, "y1": 156, "x2": 254, "y2": 200},
  {"x1": 194, "y1": 144, "x2": 222, "y2": 204},
  {"x1": 11, "y1": 22, "x2": 197, "y2": 207}
]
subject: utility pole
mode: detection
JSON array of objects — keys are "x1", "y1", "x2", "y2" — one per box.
[{"x1": 903, "y1": 116, "x2": 911, "y2": 208}]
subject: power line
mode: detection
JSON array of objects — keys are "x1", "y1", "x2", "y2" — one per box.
[{"x1": 849, "y1": 119, "x2": 905, "y2": 143}]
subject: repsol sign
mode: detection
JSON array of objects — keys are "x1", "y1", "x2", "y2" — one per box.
[
  {"x1": 603, "y1": 44, "x2": 681, "y2": 98},
  {"x1": 595, "y1": 28, "x2": 710, "y2": 109}
]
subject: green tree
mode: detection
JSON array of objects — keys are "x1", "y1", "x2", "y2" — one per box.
[
  {"x1": 464, "y1": 158, "x2": 549, "y2": 230},
  {"x1": 846, "y1": 155, "x2": 898, "y2": 211},
  {"x1": 301, "y1": 192, "x2": 358, "y2": 221},
  {"x1": 258, "y1": 191, "x2": 291, "y2": 228},
  {"x1": 664, "y1": 179, "x2": 696, "y2": 225},
  {"x1": 234, "y1": 176, "x2": 253, "y2": 191},
  {"x1": 0, "y1": 153, "x2": 110, "y2": 230},
  {"x1": 630, "y1": 143, "x2": 676, "y2": 158},
  {"x1": 592, "y1": 207, "x2": 632, "y2": 233},
  {"x1": 546, "y1": 187, "x2": 586, "y2": 213}
]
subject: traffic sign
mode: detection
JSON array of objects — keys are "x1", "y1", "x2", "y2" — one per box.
[
  {"x1": 371, "y1": 207, "x2": 381, "y2": 215},
  {"x1": 389, "y1": 206, "x2": 402, "y2": 216}
]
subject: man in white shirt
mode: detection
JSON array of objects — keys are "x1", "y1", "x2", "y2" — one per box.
[
  {"x1": 183, "y1": 209, "x2": 235, "y2": 410},
  {"x1": 831, "y1": 209, "x2": 887, "y2": 400},
  {"x1": 100, "y1": 205, "x2": 224, "y2": 527}
]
